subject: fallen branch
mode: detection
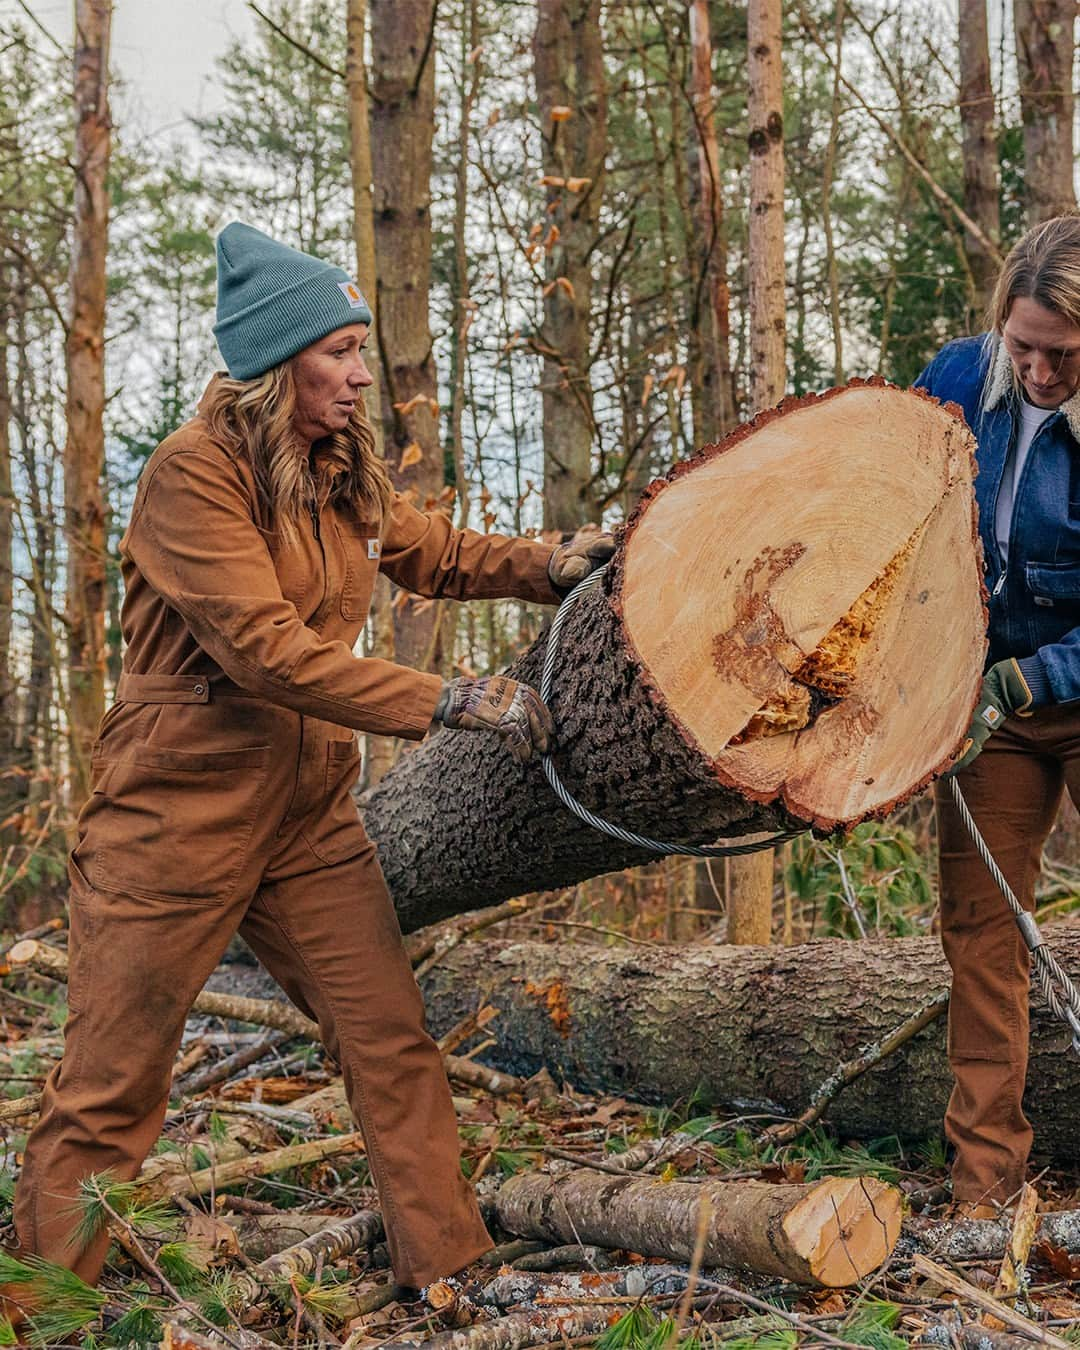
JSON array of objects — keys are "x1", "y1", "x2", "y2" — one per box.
[
  {"x1": 375, "y1": 1305, "x2": 619, "y2": 1350},
  {"x1": 480, "y1": 1264, "x2": 692, "y2": 1310},
  {"x1": 495, "y1": 1166, "x2": 902, "y2": 1287},
  {"x1": 232, "y1": 1209, "x2": 382, "y2": 1309},
  {"x1": 141, "y1": 1131, "x2": 366, "y2": 1201},
  {"x1": 985, "y1": 1183, "x2": 1040, "y2": 1330},
  {"x1": 0, "y1": 1091, "x2": 40, "y2": 1122},
  {"x1": 178, "y1": 1029, "x2": 293, "y2": 1096},
  {"x1": 760, "y1": 990, "x2": 949, "y2": 1147},
  {"x1": 911, "y1": 1253, "x2": 1071, "y2": 1349},
  {"x1": 929, "y1": 1208, "x2": 1080, "y2": 1258}
]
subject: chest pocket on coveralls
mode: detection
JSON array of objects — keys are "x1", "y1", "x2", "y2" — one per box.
[
  {"x1": 90, "y1": 743, "x2": 272, "y2": 906},
  {"x1": 337, "y1": 519, "x2": 381, "y2": 621}
]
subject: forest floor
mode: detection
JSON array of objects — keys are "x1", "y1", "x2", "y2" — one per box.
[{"x1": 1, "y1": 884, "x2": 1080, "y2": 1348}]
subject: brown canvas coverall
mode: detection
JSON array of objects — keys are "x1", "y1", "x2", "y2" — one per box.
[{"x1": 14, "y1": 406, "x2": 560, "y2": 1289}]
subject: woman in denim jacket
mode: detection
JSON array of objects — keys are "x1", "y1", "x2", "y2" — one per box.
[{"x1": 916, "y1": 215, "x2": 1080, "y2": 1216}]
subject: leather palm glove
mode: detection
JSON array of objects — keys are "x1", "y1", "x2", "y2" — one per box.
[
  {"x1": 950, "y1": 658, "x2": 1034, "y2": 774},
  {"x1": 433, "y1": 675, "x2": 555, "y2": 763},
  {"x1": 548, "y1": 524, "x2": 617, "y2": 594}
]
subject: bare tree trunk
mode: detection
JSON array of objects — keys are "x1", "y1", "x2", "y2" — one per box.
[
  {"x1": 0, "y1": 287, "x2": 14, "y2": 767},
  {"x1": 1014, "y1": 0, "x2": 1076, "y2": 225},
  {"x1": 65, "y1": 0, "x2": 111, "y2": 804},
  {"x1": 347, "y1": 0, "x2": 396, "y2": 785},
  {"x1": 534, "y1": 0, "x2": 607, "y2": 531},
  {"x1": 959, "y1": 0, "x2": 1000, "y2": 317},
  {"x1": 688, "y1": 0, "x2": 735, "y2": 441},
  {"x1": 733, "y1": 0, "x2": 787, "y2": 944},
  {"x1": 370, "y1": 0, "x2": 443, "y2": 672}
]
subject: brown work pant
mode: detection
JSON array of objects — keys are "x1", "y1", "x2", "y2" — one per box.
[
  {"x1": 934, "y1": 702, "x2": 1080, "y2": 1205},
  {"x1": 14, "y1": 828, "x2": 490, "y2": 1290}
]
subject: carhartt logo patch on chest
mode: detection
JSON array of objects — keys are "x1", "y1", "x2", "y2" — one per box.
[
  {"x1": 338, "y1": 280, "x2": 367, "y2": 309},
  {"x1": 368, "y1": 538, "x2": 381, "y2": 560}
]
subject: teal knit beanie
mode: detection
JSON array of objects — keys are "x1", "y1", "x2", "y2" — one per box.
[{"x1": 213, "y1": 222, "x2": 373, "y2": 381}]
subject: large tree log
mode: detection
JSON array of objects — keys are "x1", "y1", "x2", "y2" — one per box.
[
  {"x1": 418, "y1": 930, "x2": 1080, "y2": 1159},
  {"x1": 494, "y1": 1168, "x2": 901, "y2": 1287},
  {"x1": 365, "y1": 383, "x2": 984, "y2": 931}
]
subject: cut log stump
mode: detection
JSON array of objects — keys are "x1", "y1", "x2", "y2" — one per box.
[
  {"x1": 494, "y1": 1167, "x2": 902, "y2": 1287},
  {"x1": 365, "y1": 382, "x2": 984, "y2": 931}
]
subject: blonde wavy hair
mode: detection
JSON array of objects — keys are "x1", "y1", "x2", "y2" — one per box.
[
  {"x1": 988, "y1": 214, "x2": 1080, "y2": 337},
  {"x1": 200, "y1": 360, "x2": 393, "y2": 544}
]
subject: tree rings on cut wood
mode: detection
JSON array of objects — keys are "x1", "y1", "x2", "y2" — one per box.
[
  {"x1": 614, "y1": 380, "x2": 983, "y2": 827},
  {"x1": 364, "y1": 381, "x2": 983, "y2": 930}
]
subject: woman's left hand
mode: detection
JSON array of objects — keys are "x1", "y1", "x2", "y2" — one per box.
[{"x1": 548, "y1": 524, "x2": 616, "y2": 593}]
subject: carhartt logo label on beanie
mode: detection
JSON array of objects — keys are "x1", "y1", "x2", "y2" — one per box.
[
  {"x1": 338, "y1": 281, "x2": 367, "y2": 309},
  {"x1": 213, "y1": 221, "x2": 373, "y2": 381}
]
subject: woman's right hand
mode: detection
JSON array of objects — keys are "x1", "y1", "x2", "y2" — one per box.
[{"x1": 433, "y1": 675, "x2": 555, "y2": 763}]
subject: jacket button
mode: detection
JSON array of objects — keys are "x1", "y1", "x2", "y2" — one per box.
[{"x1": 193, "y1": 683, "x2": 205, "y2": 694}]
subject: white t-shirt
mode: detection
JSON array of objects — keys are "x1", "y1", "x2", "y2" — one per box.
[{"x1": 994, "y1": 399, "x2": 1056, "y2": 565}]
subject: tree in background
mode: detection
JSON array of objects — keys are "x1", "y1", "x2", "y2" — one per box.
[
  {"x1": 65, "y1": 0, "x2": 112, "y2": 805},
  {"x1": 1014, "y1": 0, "x2": 1076, "y2": 224},
  {"x1": 958, "y1": 0, "x2": 1001, "y2": 320},
  {"x1": 533, "y1": 0, "x2": 606, "y2": 532},
  {"x1": 370, "y1": 0, "x2": 445, "y2": 672}
]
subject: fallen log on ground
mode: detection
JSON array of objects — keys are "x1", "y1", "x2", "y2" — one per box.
[
  {"x1": 365, "y1": 383, "x2": 984, "y2": 930},
  {"x1": 494, "y1": 1166, "x2": 901, "y2": 1287},
  {"x1": 419, "y1": 930, "x2": 1080, "y2": 1157},
  {"x1": 232, "y1": 1210, "x2": 382, "y2": 1310}
]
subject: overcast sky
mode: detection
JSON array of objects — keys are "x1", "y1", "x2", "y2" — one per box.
[{"x1": 11, "y1": 0, "x2": 255, "y2": 140}]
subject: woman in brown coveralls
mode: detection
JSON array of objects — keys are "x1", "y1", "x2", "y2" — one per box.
[{"x1": 8, "y1": 222, "x2": 613, "y2": 1306}]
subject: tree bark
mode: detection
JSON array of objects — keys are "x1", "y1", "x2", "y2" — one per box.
[
  {"x1": 66, "y1": 0, "x2": 111, "y2": 804},
  {"x1": 370, "y1": 0, "x2": 444, "y2": 672},
  {"x1": 0, "y1": 281, "x2": 14, "y2": 768},
  {"x1": 1014, "y1": 0, "x2": 1077, "y2": 225},
  {"x1": 346, "y1": 0, "x2": 396, "y2": 785},
  {"x1": 958, "y1": 0, "x2": 1000, "y2": 319},
  {"x1": 495, "y1": 1168, "x2": 900, "y2": 1287},
  {"x1": 737, "y1": 0, "x2": 788, "y2": 942},
  {"x1": 364, "y1": 382, "x2": 984, "y2": 930},
  {"x1": 533, "y1": 0, "x2": 607, "y2": 532},
  {"x1": 416, "y1": 929, "x2": 1080, "y2": 1160},
  {"x1": 688, "y1": 0, "x2": 735, "y2": 441}
]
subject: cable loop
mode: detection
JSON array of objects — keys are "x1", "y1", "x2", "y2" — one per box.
[{"x1": 538, "y1": 565, "x2": 803, "y2": 859}]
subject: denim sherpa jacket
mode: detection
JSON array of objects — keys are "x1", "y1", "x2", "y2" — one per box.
[{"x1": 915, "y1": 334, "x2": 1080, "y2": 706}]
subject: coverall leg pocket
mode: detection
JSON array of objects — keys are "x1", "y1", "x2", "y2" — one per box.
[{"x1": 90, "y1": 743, "x2": 272, "y2": 905}]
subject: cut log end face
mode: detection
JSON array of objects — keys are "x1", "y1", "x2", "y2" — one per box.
[
  {"x1": 785, "y1": 1177, "x2": 904, "y2": 1287},
  {"x1": 619, "y1": 383, "x2": 985, "y2": 829}
]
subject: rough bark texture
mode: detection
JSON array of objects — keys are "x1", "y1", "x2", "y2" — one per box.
[
  {"x1": 65, "y1": 0, "x2": 111, "y2": 801},
  {"x1": 1014, "y1": 0, "x2": 1077, "y2": 225},
  {"x1": 371, "y1": 0, "x2": 444, "y2": 671},
  {"x1": 533, "y1": 0, "x2": 607, "y2": 532},
  {"x1": 418, "y1": 930, "x2": 1080, "y2": 1159},
  {"x1": 958, "y1": 0, "x2": 1000, "y2": 317},
  {"x1": 365, "y1": 383, "x2": 983, "y2": 931}
]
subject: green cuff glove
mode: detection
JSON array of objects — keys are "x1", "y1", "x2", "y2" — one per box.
[{"x1": 949, "y1": 658, "x2": 1034, "y2": 775}]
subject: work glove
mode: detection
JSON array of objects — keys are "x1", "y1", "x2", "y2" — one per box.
[
  {"x1": 433, "y1": 674, "x2": 555, "y2": 764},
  {"x1": 949, "y1": 658, "x2": 1034, "y2": 775},
  {"x1": 548, "y1": 524, "x2": 617, "y2": 594}
]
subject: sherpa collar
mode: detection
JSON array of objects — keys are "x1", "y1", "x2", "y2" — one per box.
[{"x1": 981, "y1": 333, "x2": 1080, "y2": 442}]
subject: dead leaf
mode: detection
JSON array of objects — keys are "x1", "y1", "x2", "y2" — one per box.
[
  {"x1": 184, "y1": 1211, "x2": 240, "y2": 1260},
  {"x1": 566, "y1": 176, "x2": 592, "y2": 192},
  {"x1": 551, "y1": 105, "x2": 572, "y2": 122},
  {"x1": 538, "y1": 174, "x2": 566, "y2": 188},
  {"x1": 398, "y1": 442, "x2": 424, "y2": 471},
  {"x1": 1034, "y1": 1240, "x2": 1080, "y2": 1279},
  {"x1": 392, "y1": 392, "x2": 429, "y2": 416},
  {"x1": 556, "y1": 275, "x2": 575, "y2": 299},
  {"x1": 640, "y1": 372, "x2": 654, "y2": 407}
]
